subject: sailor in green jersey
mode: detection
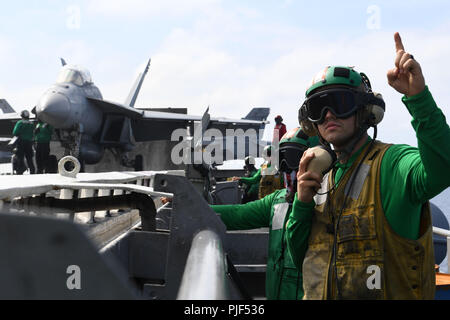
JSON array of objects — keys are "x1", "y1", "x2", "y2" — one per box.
[
  {"x1": 258, "y1": 146, "x2": 284, "y2": 199},
  {"x1": 235, "y1": 147, "x2": 284, "y2": 200},
  {"x1": 12, "y1": 110, "x2": 35, "y2": 174},
  {"x1": 212, "y1": 128, "x2": 319, "y2": 300},
  {"x1": 234, "y1": 156, "x2": 260, "y2": 203},
  {"x1": 34, "y1": 121, "x2": 53, "y2": 174},
  {"x1": 288, "y1": 33, "x2": 450, "y2": 299}
]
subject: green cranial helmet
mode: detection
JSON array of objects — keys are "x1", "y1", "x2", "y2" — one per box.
[
  {"x1": 305, "y1": 66, "x2": 369, "y2": 97},
  {"x1": 299, "y1": 66, "x2": 385, "y2": 138},
  {"x1": 279, "y1": 127, "x2": 318, "y2": 147},
  {"x1": 278, "y1": 127, "x2": 319, "y2": 172}
]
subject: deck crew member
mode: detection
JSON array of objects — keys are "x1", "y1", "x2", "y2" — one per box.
[
  {"x1": 12, "y1": 110, "x2": 35, "y2": 175},
  {"x1": 212, "y1": 128, "x2": 318, "y2": 300},
  {"x1": 234, "y1": 146, "x2": 284, "y2": 201},
  {"x1": 233, "y1": 156, "x2": 260, "y2": 204},
  {"x1": 34, "y1": 120, "x2": 53, "y2": 174},
  {"x1": 258, "y1": 145, "x2": 284, "y2": 199},
  {"x1": 273, "y1": 115, "x2": 287, "y2": 145},
  {"x1": 286, "y1": 33, "x2": 450, "y2": 299}
]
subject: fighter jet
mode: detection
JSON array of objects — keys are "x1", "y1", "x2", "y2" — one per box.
[
  {"x1": 0, "y1": 100, "x2": 20, "y2": 163},
  {"x1": 0, "y1": 99, "x2": 15, "y2": 114},
  {"x1": 0, "y1": 58, "x2": 269, "y2": 171}
]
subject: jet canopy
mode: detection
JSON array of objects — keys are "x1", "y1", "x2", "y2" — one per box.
[{"x1": 56, "y1": 65, "x2": 93, "y2": 86}]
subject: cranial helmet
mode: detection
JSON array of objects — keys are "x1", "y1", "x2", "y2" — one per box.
[
  {"x1": 20, "y1": 110, "x2": 30, "y2": 119},
  {"x1": 278, "y1": 127, "x2": 319, "y2": 173},
  {"x1": 275, "y1": 115, "x2": 283, "y2": 124},
  {"x1": 262, "y1": 145, "x2": 272, "y2": 159},
  {"x1": 299, "y1": 66, "x2": 385, "y2": 137},
  {"x1": 244, "y1": 156, "x2": 255, "y2": 167}
]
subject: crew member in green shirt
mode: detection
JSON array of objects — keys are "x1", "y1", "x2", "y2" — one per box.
[
  {"x1": 12, "y1": 110, "x2": 35, "y2": 175},
  {"x1": 287, "y1": 33, "x2": 450, "y2": 299},
  {"x1": 235, "y1": 146, "x2": 284, "y2": 200},
  {"x1": 212, "y1": 128, "x2": 318, "y2": 300},
  {"x1": 234, "y1": 156, "x2": 260, "y2": 203},
  {"x1": 34, "y1": 120, "x2": 53, "y2": 174},
  {"x1": 258, "y1": 145, "x2": 284, "y2": 199}
]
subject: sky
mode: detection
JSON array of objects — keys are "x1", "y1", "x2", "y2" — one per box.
[{"x1": 0, "y1": 0, "x2": 449, "y2": 146}]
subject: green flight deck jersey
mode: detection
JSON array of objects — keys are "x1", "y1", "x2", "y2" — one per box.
[
  {"x1": 286, "y1": 86, "x2": 450, "y2": 299},
  {"x1": 212, "y1": 189, "x2": 311, "y2": 300},
  {"x1": 13, "y1": 120, "x2": 34, "y2": 141},
  {"x1": 240, "y1": 168, "x2": 260, "y2": 197},
  {"x1": 34, "y1": 122, "x2": 53, "y2": 143}
]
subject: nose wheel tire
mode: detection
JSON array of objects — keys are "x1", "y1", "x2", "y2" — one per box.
[
  {"x1": 134, "y1": 155, "x2": 143, "y2": 171},
  {"x1": 46, "y1": 155, "x2": 58, "y2": 173}
]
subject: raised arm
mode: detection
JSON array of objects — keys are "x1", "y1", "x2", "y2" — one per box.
[{"x1": 385, "y1": 33, "x2": 450, "y2": 203}]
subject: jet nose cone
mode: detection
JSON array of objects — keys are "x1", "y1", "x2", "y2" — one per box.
[{"x1": 36, "y1": 92, "x2": 71, "y2": 128}]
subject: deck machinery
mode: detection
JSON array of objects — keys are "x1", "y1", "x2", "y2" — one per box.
[
  {"x1": 0, "y1": 161, "x2": 268, "y2": 299},
  {"x1": 0, "y1": 158, "x2": 448, "y2": 299}
]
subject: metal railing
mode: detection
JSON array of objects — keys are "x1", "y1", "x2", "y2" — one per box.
[
  {"x1": 433, "y1": 226, "x2": 450, "y2": 273},
  {"x1": 0, "y1": 158, "x2": 182, "y2": 247}
]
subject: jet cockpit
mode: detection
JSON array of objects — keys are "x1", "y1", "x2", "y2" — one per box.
[{"x1": 56, "y1": 65, "x2": 92, "y2": 86}]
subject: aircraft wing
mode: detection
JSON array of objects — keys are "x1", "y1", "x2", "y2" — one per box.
[
  {"x1": 87, "y1": 97, "x2": 145, "y2": 119},
  {"x1": 0, "y1": 113, "x2": 26, "y2": 163},
  {"x1": 132, "y1": 109, "x2": 268, "y2": 142},
  {"x1": 0, "y1": 113, "x2": 36, "y2": 138},
  {"x1": 89, "y1": 97, "x2": 269, "y2": 144},
  {"x1": 0, "y1": 132, "x2": 14, "y2": 163}
]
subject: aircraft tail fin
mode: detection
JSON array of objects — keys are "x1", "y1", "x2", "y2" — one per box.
[
  {"x1": 125, "y1": 58, "x2": 151, "y2": 108},
  {"x1": 244, "y1": 108, "x2": 270, "y2": 150},
  {"x1": 0, "y1": 99, "x2": 15, "y2": 114},
  {"x1": 60, "y1": 58, "x2": 67, "y2": 66},
  {"x1": 243, "y1": 108, "x2": 270, "y2": 122}
]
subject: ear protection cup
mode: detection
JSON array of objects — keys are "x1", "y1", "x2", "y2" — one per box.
[
  {"x1": 368, "y1": 92, "x2": 385, "y2": 125},
  {"x1": 358, "y1": 73, "x2": 384, "y2": 126},
  {"x1": 358, "y1": 92, "x2": 385, "y2": 127}
]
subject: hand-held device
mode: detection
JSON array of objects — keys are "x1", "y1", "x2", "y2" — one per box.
[{"x1": 305, "y1": 146, "x2": 336, "y2": 176}]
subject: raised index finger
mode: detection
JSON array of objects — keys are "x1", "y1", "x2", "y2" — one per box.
[{"x1": 394, "y1": 32, "x2": 405, "y2": 52}]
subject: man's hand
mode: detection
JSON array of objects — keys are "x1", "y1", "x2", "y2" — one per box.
[
  {"x1": 296, "y1": 151, "x2": 323, "y2": 203},
  {"x1": 231, "y1": 176, "x2": 241, "y2": 182},
  {"x1": 387, "y1": 32, "x2": 425, "y2": 97}
]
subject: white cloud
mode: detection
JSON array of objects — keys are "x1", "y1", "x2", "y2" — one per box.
[
  {"x1": 92, "y1": 16, "x2": 450, "y2": 145},
  {"x1": 282, "y1": 0, "x2": 294, "y2": 8},
  {"x1": 4, "y1": 2, "x2": 449, "y2": 149},
  {"x1": 191, "y1": 28, "x2": 448, "y2": 144}
]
